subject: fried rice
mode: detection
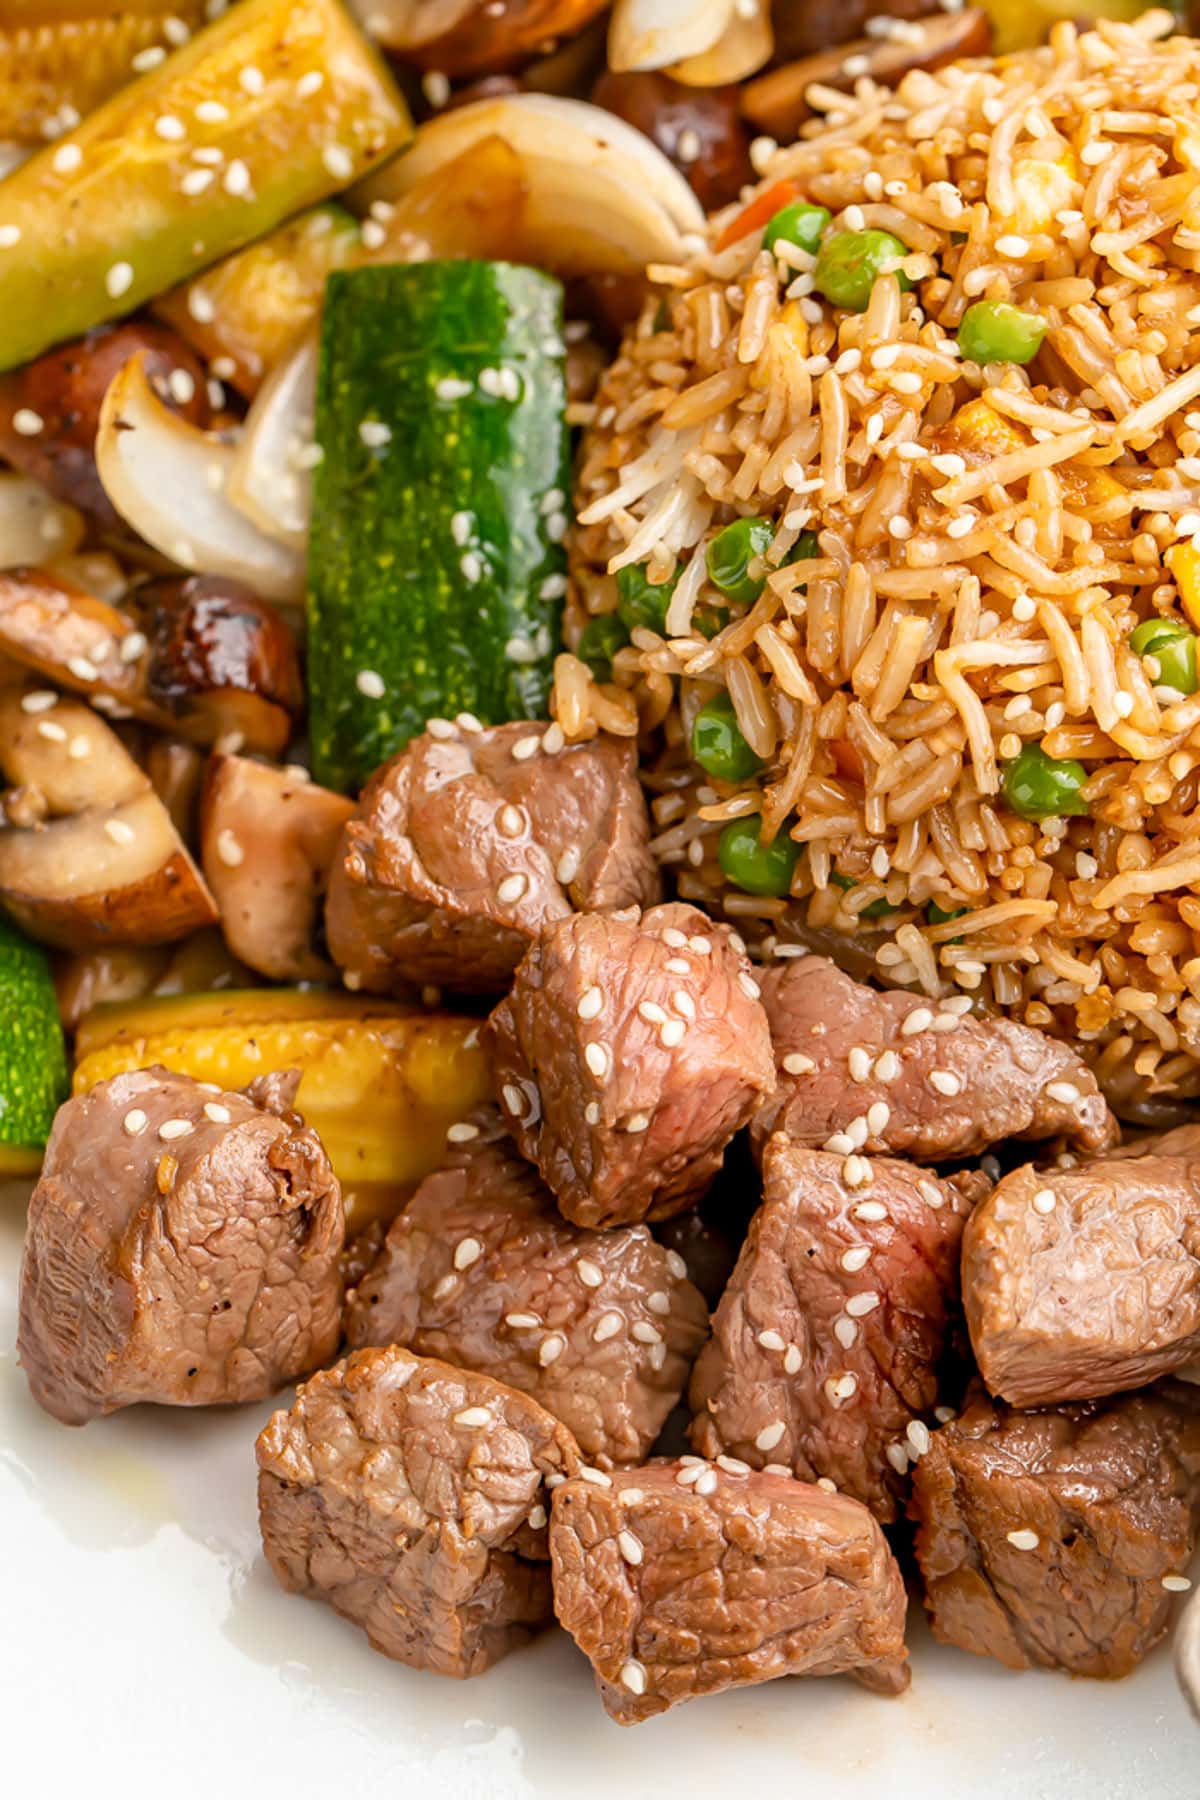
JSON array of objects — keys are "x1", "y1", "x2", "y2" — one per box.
[{"x1": 555, "y1": 6, "x2": 1200, "y2": 1119}]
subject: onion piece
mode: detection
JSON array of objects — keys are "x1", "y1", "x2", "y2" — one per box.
[
  {"x1": 608, "y1": 0, "x2": 733, "y2": 73},
  {"x1": 356, "y1": 93, "x2": 705, "y2": 276},
  {"x1": 667, "y1": 0, "x2": 773, "y2": 86},
  {"x1": 227, "y1": 331, "x2": 318, "y2": 551},
  {"x1": 96, "y1": 354, "x2": 305, "y2": 604},
  {"x1": 0, "y1": 473, "x2": 84, "y2": 568}
]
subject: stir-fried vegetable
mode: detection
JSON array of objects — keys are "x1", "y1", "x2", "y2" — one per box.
[
  {"x1": 762, "y1": 200, "x2": 829, "y2": 256},
  {"x1": 1130, "y1": 617, "x2": 1199, "y2": 696},
  {"x1": 576, "y1": 611, "x2": 630, "y2": 679},
  {"x1": 0, "y1": 914, "x2": 68, "y2": 1176},
  {"x1": 706, "y1": 517, "x2": 772, "y2": 602},
  {"x1": 1002, "y1": 743, "x2": 1090, "y2": 820},
  {"x1": 0, "y1": 0, "x2": 410, "y2": 372},
  {"x1": 813, "y1": 228, "x2": 912, "y2": 311},
  {"x1": 72, "y1": 989, "x2": 491, "y2": 1234},
  {"x1": 615, "y1": 558, "x2": 679, "y2": 631},
  {"x1": 691, "y1": 691, "x2": 763, "y2": 781},
  {"x1": 308, "y1": 260, "x2": 570, "y2": 792},
  {"x1": 957, "y1": 300, "x2": 1047, "y2": 366},
  {"x1": 718, "y1": 815, "x2": 800, "y2": 895}
]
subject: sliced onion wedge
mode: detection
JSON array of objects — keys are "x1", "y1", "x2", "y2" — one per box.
[
  {"x1": 357, "y1": 93, "x2": 705, "y2": 276},
  {"x1": 227, "y1": 331, "x2": 318, "y2": 551},
  {"x1": 0, "y1": 473, "x2": 84, "y2": 569},
  {"x1": 608, "y1": 0, "x2": 733, "y2": 73},
  {"x1": 96, "y1": 354, "x2": 305, "y2": 604},
  {"x1": 667, "y1": 0, "x2": 773, "y2": 86}
]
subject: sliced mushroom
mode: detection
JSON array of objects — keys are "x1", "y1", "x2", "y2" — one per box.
[
  {"x1": 592, "y1": 70, "x2": 752, "y2": 212},
  {"x1": 0, "y1": 321, "x2": 210, "y2": 533},
  {"x1": 200, "y1": 755, "x2": 355, "y2": 982},
  {"x1": 0, "y1": 472, "x2": 84, "y2": 568},
  {"x1": 0, "y1": 688, "x2": 216, "y2": 951},
  {"x1": 145, "y1": 736, "x2": 205, "y2": 839},
  {"x1": 740, "y1": 10, "x2": 991, "y2": 141},
  {"x1": 354, "y1": 0, "x2": 609, "y2": 75},
  {"x1": 667, "y1": 0, "x2": 772, "y2": 87},
  {"x1": 608, "y1": 0, "x2": 734, "y2": 74},
  {"x1": 0, "y1": 565, "x2": 303, "y2": 755},
  {"x1": 53, "y1": 946, "x2": 172, "y2": 1033}
]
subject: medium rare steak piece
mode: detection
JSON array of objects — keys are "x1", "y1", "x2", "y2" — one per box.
[
  {"x1": 256, "y1": 1345, "x2": 580, "y2": 1678},
  {"x1": 18, "y1": 1066, "x2": 343, "y2": 1426},
  {"x1": 344, "y1": 1109, "x2": 709, "y2": 1465},
  {"x1": 549, "y1": 1458, "x2": 909, "y2": 1723},
  {"x1": 325, "y1": 722, "x2": 659, "y2": 994},
  {"x1": 486, "y1": 901, "x2": 775, "y2": 1229},
  {"x1": 963, "y1": 1154, "x2": 1200, "y2": 1408},
  {"x1": 910, "y1": 1383, "x2": 1200, "y2": 1678},
  {"x1": 754, "y1": 955, "x2": 1116, "y2": 1162},
  {"x1": 689, "y1": 1137, "x2": 971, "y2": 1519}
]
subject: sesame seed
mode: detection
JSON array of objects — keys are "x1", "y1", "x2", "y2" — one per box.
[
  {"x1": 556, "y1": 847, "x2": 581, "y2": 884},
  {"x1": 52, "y1": 143, "x2": 83, "y2": 174},
  {"x1": 106, "y1": 261, "x2": 134, "y2": 299},
  {"x1": 902, "y1": 1007, "x2": 933, "y2": 1036},
  {"x1": 1046, "y1": 1080, "x2": 1080, "y2": 1104},
  {"x1": 454, "y1": 1237, "x2": 482, "y2": 1271},
  {"x1": 874, "y1": 1051, "x2": 901, "y2": 1083},
  {"x1": 203, "y1": 1102, "x2": 231, "y2": 1125},
  {"x1": 132, "y1": 45, "x2": 167, "y2": 71},
  {"x1": 577, "y1": 987, "x2": 603, "y2": 1021},
  {"x1": 757, "y1": 1328, "x2": 786, "y2": 1352},
  {"x1": 501, "y1": 1083, "x2": 525, "y2": 1116},
  {"x1": 755, "y1": 1420, "x2": 786, "y2": 1452},
  {"x1": 825, "y1": 1373, "x2": 858, "y2": 1404},
  {"x1": 934, "y1": 1405, "x2": 956, "y2": 1425},
  {"x1": 21, "y1": 691, "x2": 57, "y2": 714},
  {"x1": 995, "y1": 233, "x2": 1030, "y2": 258},
  {"x1": 593, "y1": 1311, "x2": 622, "y2": 1343},
  {"x1": 688, "y1": 936, "x2": 712, "y2": 956},
  {"x1": 67, "y1": 734, "x2": 89, "y2": 760},
  {"x1": 660, "y1": 1020, "x2": 686, "y2": 1048},
  {"x1": 435, "y1": 376, "x2": 473, "y2": 402},
  {"x1": 638, "y1": 1000, "x2": 667, "y2": 1026},
  {"x1": 37, "y1": 719, "x2": 67, "y2": 743},
  {"x1": 842, "y1": 1154, "x2": 872, "y2": 1189},
  {"x1": 462, "y1": 551, "x2": 485, "y2": 585},
  {"x1": 917, "y1": 1179, "x2": 945, "y2": 1209},
  {"x1": 845, "y1": 1290, "x2": 880, "y2": 1317},
  {"x1": 619, "y1": 1660, "x2": 646, "y2": 1696},
  {"x1": 1006, "y1": 1529, "x2": 1039, "y2": 1551},
  {"x1": 453, "y1": 1407, "x2": 491, "y2": 1428},
  {"x1": 784, "y1": 1344, "x2": 803, "y2": 1373},
  {"x1": 816, "y1": 1477, "x2": 837, "y2": 1494},
  {"x1": 504, "y1": 1312, "x2": 539, "y2": 1329},
  {"x1": 527, "y1": 1504, "x2": 547, "y2": 1530},
  {"x1": 647, "y1": 1290, "x2": 670, "y2": 1315},
  {"x1": 579, "y1": 1465, "x2": 611, "y2": 1487},
  {"x1": 717, "y1": 1455, "x2": 750, "y2": 1475},
  {"x1": 584, "y1": 1042, "x2": 611, "y2": 1081},
  {"x1": 538, "y1": 1333, "x2": 565, "y2": 1366},
  {"x1": 1164, "y1": 1575, "x2": 1193, "y2": 1592},
  {"x1": 825, "y1": 1132, "x2": 856, "y2": 1156},
  {"x1": 619, "y1": 1487, "x2": 644, "y2": 1507},
  {"x1": 122, "y1": 1109, "x2": 147, "y2": 1136},
  {"x1": 834, "y1": 1317, "x2": 858, "y2": 1349},
  {"x1": 738, "y1": 971, "x2": 761, "y2": 1001},
  {"x1": 886, "y1": 1443, "x2": 910, "y2": 1475},
  {"x1": 906, "y1": 1419, "x2": 932, "y2": 1458},
  {"x1": 496, "y1": 872, "x2": 527, "y2": 905},
  {"x1": 584, "y1": 1102, "x2": 601, "y2": 1126},
  {"x1": 158, "y1": 1118, "x2": 193, "y2": 1141},
  {"x1": 618, "y1": 1529, "x2": 643, "y2": 1565},
  {"x1": 322, "y1": 144, "x2": 354, "y2": 181},
  {"x1": 848, "y1": 1047, "x2": 872, "y2": 1083},
  {"x1": 671, "y1": 991, "x2": 696, "y2": 1022},
  {"x1": 694, "y1": 1469, "x2": 718, "y2": 1495},
  {"x1": 542, "y1": 723, "x2": 565, "y2": 755},
  {"x1": 853, "y1": 1200, "x2": 887, "y2": 1223},
  {"x1": 1032, "y1": 1188, "x2": 1057, "y2": 1214},
  {"x1": 155, "y1": 114, "x2": 186, "y2": 141},
  {"x1": 663, "y1": 928, "x2": 687, "y2": 948},
  {"x1": 297, "y1": 70, "x2": 324, "y2": 98},
  {"x1": 782, "y1": 1052, "x2": 816, "y2": 1076},
  {"x1": 67, "y1": 654, "x2": 100, "y2": 682},
  {"x1": 625, "y1": 1112, "x2": 650, "y2": 1134},
  {"x1": 512, "y1": 733, "x2": 540, "y2": 761},
  {"x1": 447, "y1": 1121, "x2": 479, "y2": 1144},
  {"x1": 577, "y1": 1258, "x2": 603, "y2": 1288},
  {"x1": 239, "y1": 64, "x2": 265, "y2": 93},
  {"x1": 866, "y1": 1101, "x2": 890, "y2": 1136},
  {"x1": 104, "y1": 819, "x2": 135, "y2": 846},
  {"x1": 841, "y1": 1246, "x2": 872, "y2": 1273}
]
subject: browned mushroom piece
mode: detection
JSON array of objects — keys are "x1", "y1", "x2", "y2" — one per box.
[
  {"x1": 0, "y1": 688, "x2": 216, "y2": 951},
  {"x1": 770, "y1": 0, "x2": 934, "y2": 59},
  {"x1": 592, "y1": 70, "x2": 752, "y2": 212},
  {"x1": 52, "y1": 945, "x2": 172, "y2": 1033},
  {"x1": 0, "y1": 566, "x2": 303, "y2": 756},
  {"x1": 741, "y1": 9, "x2": 991, "y2": 142},
  {"x1": 145, "y1": 736, "x2": 205, "y2": 839},
  {"x1": 366, "y1": 0, "x2": 610, "y2": 76},
  {"x1": 200, "y1": 755, "x2": 355, "y2": 982},
  {"x1": 0, "y1": 320, "x2": 211, "y2": 532}
]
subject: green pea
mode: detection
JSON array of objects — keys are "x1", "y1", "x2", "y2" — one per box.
[
  {"x1": 1130, "y1": 617, "x2": 1198, "y2": 696},
  {"x1": 1002, "y1": 744, "x2": 1089, "y2": 820},
  {"x1": 813, "y1": 229, "x2": 913, "y2": 312},
  {"x1": 577, "y1": 613, "x2": 630, "y2": 680},
  {"x1": 926, "y1": 900, "x2": 968, "y2": 926},
  {"x1": 829, "y1": 873, "x2": 892, "y2": 917},
  {"x1": 957, "y1": 300, "x2": 1047, "y2": 367},
  {"x1": 694, "y1": 602, "x2": 730, "y2": 640},
  {"x1": 691, "y1": 692, "x2": 764, "y2": 783},
  {"x1": 787, "y1": 529, "x2": 820, "y2": 565},
  {"x1": 616, "y1": 560, "x2": 678, "y2": 634},
  {"x1": 707, "y1": 517, "x2": 773, "y2": 602},
  {"x1": 719, "y1": 816, "x2": 801, "y2": 897},
  {"x1": 763, "y1": 201, "x2": 831, "y2": 257}
]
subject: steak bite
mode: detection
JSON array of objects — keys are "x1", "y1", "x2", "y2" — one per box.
[
  {"x1": 909, "y1": 1383, "x2": 1200, "y2": 1679},
  {"x1": 18, "y1": 1066, "x2": 343, "y2": 1426},
  {"x1": 344, "y1": 1109, "x2": 709, "y2": 1466},
  {"x1": 754, "y1": 955, "x2": 1116, "y2": 1162},
  {"x1": 255, "y1": 1344, "x2": 580, "y2": 1678},
  {"x1": 325, "y1": 722, "x2": 659, "y2": 995},
  {"x1": 549, "y1": 1458, "x2": 909, "y2": 1724},
  {"x1": 963, "y1": 1154, "x2": 1200, "y2": 1409},
  {"x1": 689, "y1": 1137, "x2": 971, "y2": 1519},
  {"x1": 486, "y1": 902, "x2": 776, "y2": 1229}
]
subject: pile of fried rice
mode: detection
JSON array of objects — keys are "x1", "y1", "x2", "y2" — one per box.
[{"x1": 557, "y1": 6, "x2": 1200, "y2": 1117}]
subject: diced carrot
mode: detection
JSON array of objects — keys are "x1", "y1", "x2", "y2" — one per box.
[
  {"x1": 1168, "y1": 541, "x2": 1200, "y2": 631},
  {"x1": 829, "y1": 738, "x2": 865, "y2": 784},
  {"x1": 715, "y1": 178, "x2": 800, "y2": 253}
]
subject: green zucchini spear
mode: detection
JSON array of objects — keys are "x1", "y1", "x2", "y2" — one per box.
[
  {"x1": 0, "y1": 0, "x2": 411, "y2": 372},
  {"x1": 0, "y1": 914, "x2": 68, "y2": 1175},
  {"x1": 308, "y1": 260, "x2": 571, "y2": 794}
]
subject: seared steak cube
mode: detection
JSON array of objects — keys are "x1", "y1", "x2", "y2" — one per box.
[
  {"x1": 344, "y1": 1109, "x2": 709, "y2": 1466},
  {"x1": 486, "y1": 902, "x2": 776, "y2": 1229},
  {"x1": 689, "y1": 1137, "x2": 970, "y2": 1519},
  {"x1": 256, "y1": 1344, "x2": 580, "y2": 1679},
  {"x1": 910, "y1": 1383, "x2": 1200, "y2": 1678},
  {"x1": 18, "y1": 1067, "x2": 343, "y2": 1426},
  {"x1": 754, "y1": 956, "x2": 1116, "y2": 1162},
  {"x1": 549, "y1": 1458, "x2": 909, "y2": 1723},
  {"x1": 963, "y1": 1154, "x2": 1200, "y2": 1408},
  {"x1": 325, "y1": 722, "x2": 659, "y2": 994}
]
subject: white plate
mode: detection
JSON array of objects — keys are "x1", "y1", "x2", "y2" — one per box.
[{"x1": 0, "y1": 1184, "x2": 1193, "y2": 1800}]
